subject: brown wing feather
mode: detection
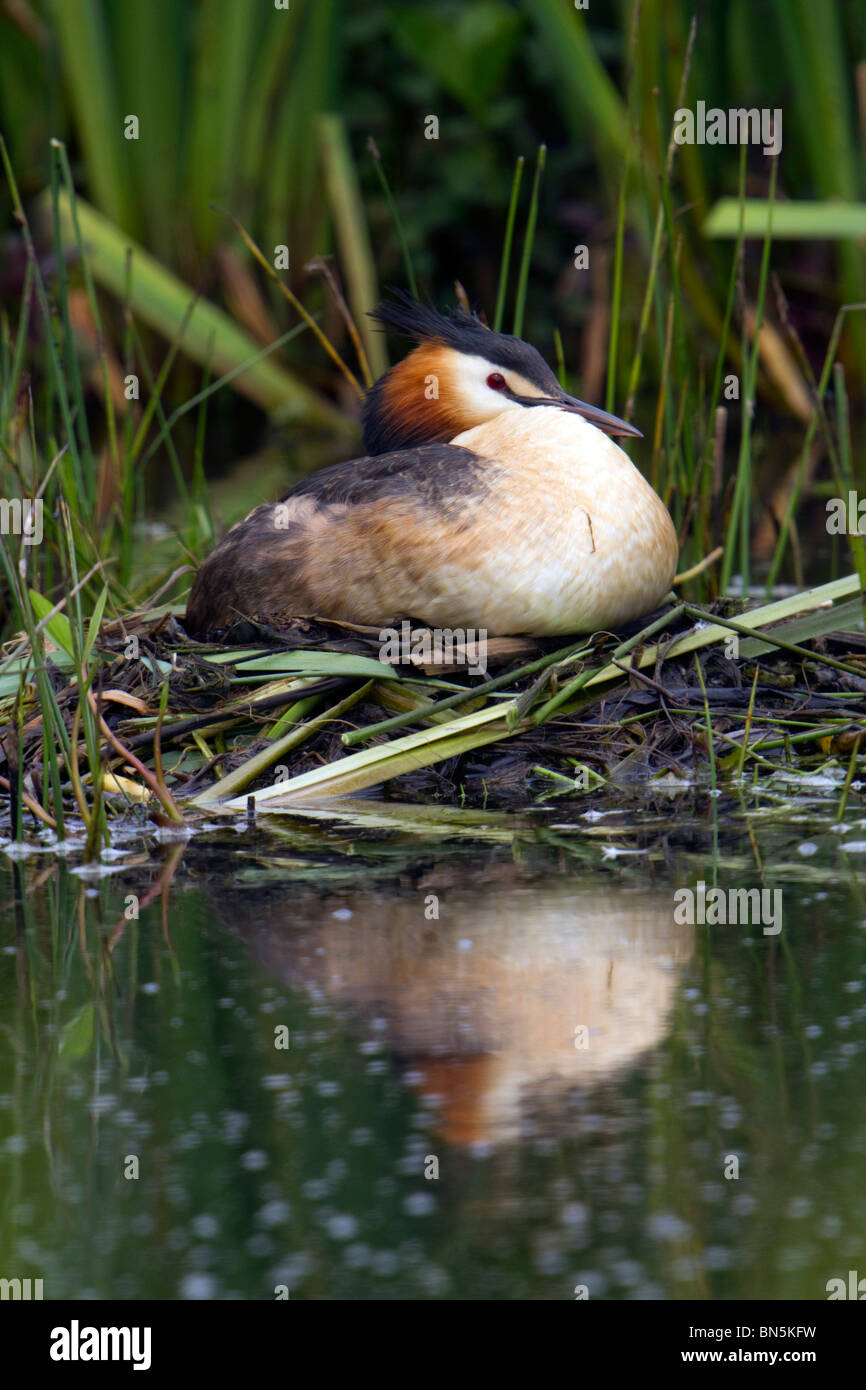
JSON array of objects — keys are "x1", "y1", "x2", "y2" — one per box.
[{"x1": 184, "y1": 443, "x2": 489, "y2": 641}]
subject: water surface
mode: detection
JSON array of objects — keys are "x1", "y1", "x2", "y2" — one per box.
[{"x1": 1, "y1": 789, "x2": 864, "y2": 1299}]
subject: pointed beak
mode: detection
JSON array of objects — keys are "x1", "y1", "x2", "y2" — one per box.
[
  {"x1": 555, "y1": 392, "x2": 642, "y2": 438},
  {"x1": 518, "y1": 391, "x2": 642, "y2": 438}
]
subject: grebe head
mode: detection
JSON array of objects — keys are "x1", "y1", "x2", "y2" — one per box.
[{"x1": 362, "y1": 291, "x2": 641, "y2": 454}]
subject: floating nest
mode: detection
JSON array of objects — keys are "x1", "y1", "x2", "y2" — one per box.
[{"x1": 2, "y1": 578, "x2": 865, "y2": 832}]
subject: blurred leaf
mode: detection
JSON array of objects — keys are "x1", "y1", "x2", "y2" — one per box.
[
  {"x1": 0, "y1": 651, "x2": 75, "y2": 700},
  {"x1": 50, "y1": 0, "x2": 137, "y2": 233},
  {"x1": 770, "y1": 0, "x2": 860, "y2": 204},
  {"x1": 83, "y1": 586, "x2": 109, "y2": 663},
  {"x1": 264, "y1": 0, "x2": 339, "y2": 268},
  {"x1": 187, "y1": 0, "x2": 264, "y2": 250},
  {"x1": 706, "y1": 200, "x2": 866, "y2": 239},
  {"x1": 42, "y1": 190, "x2": 350, "y2": 430},
  {"x1": 392, "y1": 2, "x2": 523, "y2": 111},
  {"x1": 318, "y1": 113, "x2": 387, "y2": 379},
  {"x1": 59, "y1": 1003, "x2": 94, "y2": 1062},
  {"x1": 228, "y1": 650, "x2": 398, "y2": 680},
  {"x1": 28, "y1": 589, "x2": 76, "y2": 661},
  {"x1": 108, "y1": 0, "x2": 184, "y2": 259},
  {"x1": 0, "y1": 13, "x2": 52, "y2": 175},
  {"x1": 521, "y1": 0, "x2": 629, "y2": 161}
]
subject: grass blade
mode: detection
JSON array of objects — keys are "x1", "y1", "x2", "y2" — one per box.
[
  {"x1": 512, "y1": 144, "x2": 545, "y2": 338},
  {"x1": 493, "y1": 155, "x2": 523, "y2": 333},
  {"x1": 43, "y1": 190, "x2": 349, "y2": 429},
  {"x1": 318, "y1": 113, "x2": 387, "y2": 380}
]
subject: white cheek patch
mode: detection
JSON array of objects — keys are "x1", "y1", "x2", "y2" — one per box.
[{"x1": 452, "y1": 354, "x2": 548, "y2": 421}]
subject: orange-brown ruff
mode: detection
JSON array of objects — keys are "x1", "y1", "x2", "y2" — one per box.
[{"x1": 185, "y1": 295, "x2": 679, "y2": 641}]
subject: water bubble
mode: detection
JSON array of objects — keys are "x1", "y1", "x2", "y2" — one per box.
[
  {"x1": 192, "y1": 1214, "x2": 220, "y2": 1239},
  {"x1": 327, "y1": 1213, "x2": 359, "y2": 1241},
  {"x1": 703, "y1": 1246, "x2": 733, "y2": 1270},
  {"x1": 257, "y1": 1200, "x2": 291, "y2": 1228},
  {"x1": 403, "y1": 1191, "x2": 436, "y2": 1217},
  {"x1": 240, "y1": 1149, "x2": 268, "y2": 1171},
  {"x1": 179, "y1": 1272, "x2": 217, "y2": 1299},
  {"x1": 647, "y1": 1212, "x2": 690, "y2": 1242}
]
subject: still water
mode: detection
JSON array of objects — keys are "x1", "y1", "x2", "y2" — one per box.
[{"x1": 1, "y1": 788, "x2": 865, "y2": 1300}]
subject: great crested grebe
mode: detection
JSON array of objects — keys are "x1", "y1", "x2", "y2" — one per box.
[{"x1": 184, "y1": 294, "x2": 678, "y2": 642}]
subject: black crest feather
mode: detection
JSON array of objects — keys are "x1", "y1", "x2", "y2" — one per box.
[
  {"x1": 367, "y1": 289, "x2": 490, "y2": 349},
  {"x1": 367, "y1": 289, "x2": 561, "y2": 392}
]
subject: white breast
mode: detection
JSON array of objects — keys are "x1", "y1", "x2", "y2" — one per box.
[{"x1": 450, "y1": 407, "x2": 679, "y2": 634}]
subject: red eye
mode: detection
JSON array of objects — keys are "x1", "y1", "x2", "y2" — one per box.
[{"x1": 487, "y1": 372, "x2": 507, "y2": 390}]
